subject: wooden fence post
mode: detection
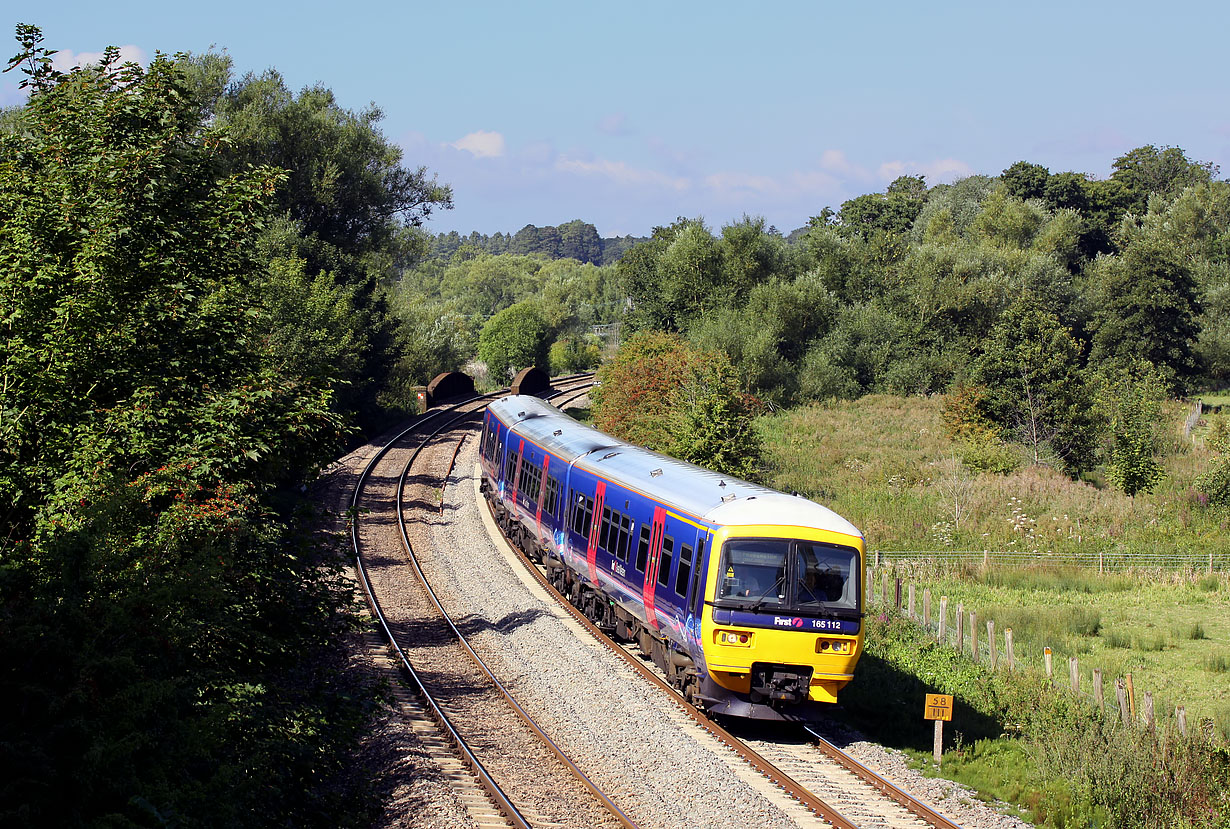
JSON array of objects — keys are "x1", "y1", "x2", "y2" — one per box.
[
  {"x1": 987, "y1": 620, "x2": 998, "y2": 671},
  {"x1": 895, "y1": 578, "x2": 902, "y2": 610},
  {"x1": 908, "y1": 584, "x2": 916, "y2": 619},
  {"x1": 1093, "y1": 668, "x2": 1104, "y2": 710},
  {"x1": 1068, "y1": 656, "x2": 1079, "y2": 695},
  {"x1": 983, "y1": 549, "x2": 989, "y2": 567},
  {"x1": 1099, "y1": 549, "x2": 1104, "y2": 575},
  {"x1": 882, "y1": 572, "x2": 889, "y2": 608},
  {"x1": 956, "y1": 603, "x2": 964, "y2": 651},
  {"x1": 1116, "y1": 678, "x2": 1129, "y2": 726},
  {"x1": 874, "y1": 550, "x2": 880, "y2": 567},
  {"x1": 1005, "y1": 628, "x2": 1015, "y2": 672},
  {"x1": 1126, "y1": 673, "x2": 1136, "y2": 721},
  {"x1": 939, "y1": 596, "x2": 948, "y2": 642},
  {"x1": 1044, "y1": 647, "x2": 1053, "y2": 679},
  {"x1": 923, "y1": 588, "x2": 931, "y2": 628},
  {"x1": 1144, "y1": 692, "x2": 1155, "y2": 733},
  {"x1": 970, "y1": 612, "x2": 979, "y2": 662},
  {"x1": 1177, "y1": 706, "x2": 1187, "y2": 737}
]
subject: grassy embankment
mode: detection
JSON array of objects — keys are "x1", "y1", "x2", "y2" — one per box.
[{"x1": 758, "y1": 395, "x2": 1230, "y2": 827}]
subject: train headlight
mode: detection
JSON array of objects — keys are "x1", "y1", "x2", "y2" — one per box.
[
  {"x1": 715, "y1": 629, "x2": 753, "y2": 647},
  {"x1": 816, "y1": 638, "x2": 852, "y2": 654}
]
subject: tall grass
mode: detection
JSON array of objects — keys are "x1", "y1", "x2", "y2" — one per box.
[
  {"x1": 758, "y1": 395, "x2": 1230, "y2": 559},
  {"x1": 846, "y1": 614, "x2": 1230, "y2": 829}
]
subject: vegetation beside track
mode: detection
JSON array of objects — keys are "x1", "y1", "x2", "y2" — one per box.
[{"x1": 835, "y1": 614, "x2": 1230, "y2": 829}]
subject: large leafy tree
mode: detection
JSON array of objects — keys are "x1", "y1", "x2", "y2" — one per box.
[
  {"x1": 971, "y1": 297, "x2": 1098, "y2": 473},
  {"x1": 1089, "y1": 212, "x2": 1201, "y2": 391},
  {"x1": 478, "y1": 301, "x2": 552, "y2": 380},
  {"x1": 1, "y1": 28, "x2": 365, "y2": 826},
  {"x1": 592, "y1": 332, "x2": 762, "y2": 478}
]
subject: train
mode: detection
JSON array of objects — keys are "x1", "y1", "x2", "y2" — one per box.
[{"x1": 479, "y1": 395, "x2": 865, "y2": 721}]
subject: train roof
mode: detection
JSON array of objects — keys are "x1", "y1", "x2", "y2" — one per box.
[{"x1": 490, "y1": 395, "x2": 862, "y2": 540}]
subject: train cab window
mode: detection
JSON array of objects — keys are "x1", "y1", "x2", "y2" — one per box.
[
  {"x1": 657, "y1": 535, "x2": 675, "y2": 588},
  {"x1": 793, "y1": 542, "x2": 859, "y2": 612},
  {"x1": 543, "y1": 476, "x2": 561, "y2": 516},
  {"x1": 634, "y1": 526, "x2": 651, "y2": 572},
  {"x1": 718, "y1": 539, "x2": 788, "y2": 605},
  {"x1": 674, "y1": 543, "x2": 693, "y2": 597},
  {"x1": 570, "y1": 491, "x2": 594, "y2": 537}
]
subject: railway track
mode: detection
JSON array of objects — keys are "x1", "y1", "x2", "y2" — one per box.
[
  {"x1": 352, "y1": 378, "x2": 981, "y2": 828},
  {"x1": 477, "y1": 388, "x2": 967, "y2": 829},
  {"x1": 350, "y1": 376, "x2": 633, "y2": 829}
]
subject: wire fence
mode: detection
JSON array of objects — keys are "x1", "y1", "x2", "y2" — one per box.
[
  {"x1": 867, "y1": 567, "x2": 1228, "y2": 742},
  {"x1": 870, "y1": 548, "x2": 1228, "y2": 573}
]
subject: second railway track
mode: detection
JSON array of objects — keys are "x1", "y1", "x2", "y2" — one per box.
[{"x1": 351, "y1": 379, "x2": 1008, "y2": 828}]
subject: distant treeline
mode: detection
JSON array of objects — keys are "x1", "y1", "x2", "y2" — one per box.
[{"x1": 430, "y1": 219, "x2": 648, "y2": 265}]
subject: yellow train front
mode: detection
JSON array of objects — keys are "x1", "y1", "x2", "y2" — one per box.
[
  {"x1": 692, "y1": 510, "x2": 864, "y2": 719},
  {"x1": 481, "y1": 396, "x2": 865, "y2": 721}
]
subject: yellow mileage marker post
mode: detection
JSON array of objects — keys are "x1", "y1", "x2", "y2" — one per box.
[{"x1": 924, "y1": 693, "x2": 953, "y2": 767}]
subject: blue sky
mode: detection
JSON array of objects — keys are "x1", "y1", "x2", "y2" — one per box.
[{"x1": 5, "y1": 2, "x2": 1228, "y2": 237}]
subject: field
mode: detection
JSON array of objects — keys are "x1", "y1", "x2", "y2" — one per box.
[
  {"x1": 758, "y1": 394, "x2": 1230, "y2": 561},
  {"x1": 758, "y1": 395, "x2": 1230, "y2": 826}
]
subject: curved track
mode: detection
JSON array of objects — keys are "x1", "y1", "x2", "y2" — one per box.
[
  {"x1": 350, "y1": 376, "x2": 633, "y2": 829},
  {"x1": 481, "y1": 388, "x2": 964, "y2": 829},
  {"x1": 354, "y1": 379, "x2": 970, "y2": 828}
]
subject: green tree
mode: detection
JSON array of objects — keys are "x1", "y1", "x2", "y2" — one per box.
[
  {"x1": 1, "y1": 28, "x2": 365, "y2": 826},
  {"x1": 1100, "y1": 368, "x2": 1165, "y2": 497},
  {"x1": 1196, "y1": 417, "x2": 1230, "y2": 506},
  {"x1": 1089, "y1": 212, "x2": 1201, "y2": 391},
  {"x1": 592, "y1": 332, "x2": 761, "y2": 477},
  {"x1": 972, "y1": 297, "x2": 1097, "y2": 473},
  {"x1": 478, "y1": 302, "x2": 551, "y2": 380},
  {"x1": 1001, "y1": 161, "x2": 1050, "y2": 200},
  {"x1": 1111, "y1": 144, "x2": 1218, "y2": 215}
]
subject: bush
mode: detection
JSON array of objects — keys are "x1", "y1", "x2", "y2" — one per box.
[{"x1": 478, "y1": 302, "x2": 551, "y2": 381}]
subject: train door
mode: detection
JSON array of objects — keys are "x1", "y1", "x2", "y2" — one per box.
[
  {"x1": 584, "y1": 481, "x2": 606, "y2": 585},
  {"x1": 641, "y1": 507, "x2": 666, "y2": 630}
]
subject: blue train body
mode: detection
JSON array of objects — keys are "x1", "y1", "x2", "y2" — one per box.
[{"x1": 479, "y1": 395, "x2": 866, "y2": 720}]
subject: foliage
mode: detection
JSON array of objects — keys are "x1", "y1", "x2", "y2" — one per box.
[
  {"x1": 1090, "y1": 210, "x2": 1202, "y2": 392},
  {"x1": 1099, "y1": 366, "x2": 1166, "y2": 496},
  {"x1": 478, "y1": 302, "x2": 552, "y2": 381},
  {"x1": 846, "y1": 611, "x2": 1230, "y2": 829},
  {"x1": 549, "y1": 335, "x2": 601, "y2": 375},
  {"x1": 592, "y1": 332, "x2": 762, "y2": 477},
  {"x1": 971, "y1": 297, "x2": 1098, "y2": 473},
  {"x1": 1197, "y1": 416, "x2": 1230, "y2": 506},
  {"x1": 1, "y1": 28, "x2": 370, "y2": 826}
]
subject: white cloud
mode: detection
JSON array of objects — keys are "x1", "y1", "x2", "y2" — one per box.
[
  {"x1": 450, "y1": 130, "x2": 506, "y2": 159},
  {"x1": 703, "y1": 171, "x2": 783, "y2": 198},
  {"x1": 52, "y1": 45, "x2": 147, "y2": 72},
  {"x1": 555, "y1": 156, "x2": 690, "y2": 192},
  {"x1": 819, "y1": 149, "x2": 869, "y2": 180}
]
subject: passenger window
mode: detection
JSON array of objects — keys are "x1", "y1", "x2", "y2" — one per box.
[
  {"x1": 657, "y1": 535, "x2": 675, "y2": 588},
  {"x1": 635, "y1": 526, "x2": 651, "y2": 572},
  {"x1": 690, "y1": 539, "x2": 706, "y2": 608},
  {"x1": 599, "y1": 507, "x2": 615, "y2": 551},
  {"x1": 571, "y1": 492, "x2": 594, "y2": 538},
  {"x1": 505, "y1": 450, "x2": 519, "y2": 485},
  {"x1": 616, "y1": 514, "x2": 633, "y2": 561},
  {"x1": 675, "y1": 543, "x2": 693, "y2": 597},
  {"x1": 544, "y1": 476, "x2": 560, "y2": 516}
]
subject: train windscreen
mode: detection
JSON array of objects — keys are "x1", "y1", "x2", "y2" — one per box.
[{"x1": 717, "y1": 538, "x2": 859, "y2": 614}]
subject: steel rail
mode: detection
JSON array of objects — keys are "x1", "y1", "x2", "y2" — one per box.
[
  {"x1": 483, "y1": 494, "x2": 859, "y2": 829},
  {"x1": 393, "y1": 390, "x2": 640, "y2": 829},
  {"x1": 801, "y1": 726, "x2": 963, "y2": 829},
  {"x1": 349, "y1": 391, "x2": 529, "y2": 829}
]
